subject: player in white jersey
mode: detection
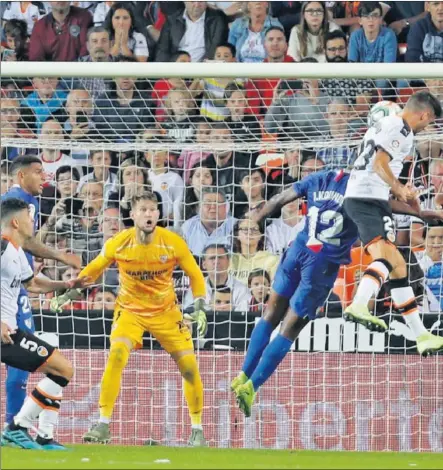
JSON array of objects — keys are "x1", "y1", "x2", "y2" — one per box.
[
  {"x1": 343, "y1": 90, "x2": 443, "y2": 356},
  {"x1": 1, "y1": 198, "x2": 88, "y2": 450}
]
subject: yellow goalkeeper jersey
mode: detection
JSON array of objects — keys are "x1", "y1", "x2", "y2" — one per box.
[{"x1": 80, "y1": 227, "x2": 205, "y2": 316}]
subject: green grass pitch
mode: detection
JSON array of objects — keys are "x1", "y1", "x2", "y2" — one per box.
[{"x1": 2, "y1": 446, "x2": 442, "y2": 469}]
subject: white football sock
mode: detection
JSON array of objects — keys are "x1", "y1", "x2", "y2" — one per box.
[
  {"x1": 391, "y1": 286, "x2": 427, "y2": 338},
  {"x1": 353, "y1": 260, "x2": 391, "y2": 306}
]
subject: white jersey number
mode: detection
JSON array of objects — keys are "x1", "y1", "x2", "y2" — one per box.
[
  {"x1": 308, "y1": 207, "x2": 343, "y2": 246},
  {"x1": 354, "y1": 139, "x2": 376, "y2": 171}
]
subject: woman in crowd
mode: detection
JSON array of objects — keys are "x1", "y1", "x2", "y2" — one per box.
[
  {"x1": 230, "y1": 217, "x2": 280, "y2": 285},
  {"x1": 288, "y1": 1, "x2": 340, "y2": 62},
  {"x1": 248, "y1": 269, "x2": 271, "y2": 313},
  {"x1": 228, "y1": 1, "x2": 283, "y2": 63},
  {"x1": 234, "y1": 167, "x2": 269, "y2": 219},
  {"x1": 141, "y1": 132, "x2": 184, "y2": 228},
  {"x1": 182, "y1": 161, "x2": 216, "y2": 221},
  {"x1": 103, "y1": 2, "x2": 149, "y2": 61}
]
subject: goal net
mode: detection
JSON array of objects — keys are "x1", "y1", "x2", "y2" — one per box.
[{"x1": 1, "y1": 62, "x2": 442, "y2": 452}]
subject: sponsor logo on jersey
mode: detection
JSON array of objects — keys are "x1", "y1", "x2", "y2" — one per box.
[
  {"x1": 392, "y1": 140, "x2": 400, "y2": 148},
  {"x1": 160, "y1": 255, "x2": 168, "y2": 263},
  {"x1": 161, "y1": 182, "x2": 168, "y2": 191},
  {"x1": 10, "y1": 276, "x2": 21, "y2": 289},
  {"x1": 127, "y1": 269, "x2": 168, "y2": 280}
]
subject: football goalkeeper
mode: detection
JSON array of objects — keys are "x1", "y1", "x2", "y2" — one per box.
[{"x1": 51, "y1": 192, "x2": 208, "y2": 446}]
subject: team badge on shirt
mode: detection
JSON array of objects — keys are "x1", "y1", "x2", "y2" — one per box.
[
  {"x1": 160, "y1": 255, "x2": 168, "y2": 264},
  {"x1": 70, "y1": 25, "x2": 80, "y2": 37}
]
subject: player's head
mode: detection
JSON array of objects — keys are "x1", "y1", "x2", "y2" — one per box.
[
  {"x1": 404, "y1": 90, "x2": 442, "y2": 134},
  {"x1": 9, "y1": 155, "x2": 45, "y2": 196},
  {"x1": 0, "y1": 197, "x2": 34, "y2": 240},
  {"x1": 130, "y1": 191, "x2": 160, "y2": 235}
]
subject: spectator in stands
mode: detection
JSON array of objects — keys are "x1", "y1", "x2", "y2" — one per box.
[
  {"x1": 93, "y1": 61, "x2": 155, "y2": 142},
  {"x1": 181, "y1": 186, "x2": 236, "y2": 257},
  {"x1": 210, "y1": 287, "x2": 233, "y2": 312},
  {"x1": 225, "y1": 82, "x2": 261, "y2": 142},
  {"x1": 234, "y1": 167, "x2": 268, "y2": 219},
  {"x1": 182, "y1": 161, "x2": 216, "y2": 220},
  {"x1": 406, "y1": 1, "x2": 443, "y2": 63},
  {"x1": 1, "y1": 19, "x2": 29, "y2": 61},
  {"x1": 207, "y1": 123, "x2": 256, "y2": 202},
  {"x1": 161, "y1": 88, "x2": 198, "y2": 143},
  {"x1": 316, "y1": 98, "x2": 355, "y2": 170},
  {"x1": 386, "y1": 1, "x2": 426, "y2": 42},
  {"x1": 153, "y1": 51, "x2": 193, "y2": 121},
  {"x1": 248, "y1": 269, "x2": 271, "y2": 313},
  {"x1": 288, "y1": 1, "x2": 340, "y2": 62},
  {"x1": 78, "y1": 150, "x2": 117, "y2": 200},
  {"x1": 0, "y1": 96, "x2": 21, "y2": 141},
  {"x1": 103, "y1": 2, "x2": 149, "y2": 61},
  {"x1": 300, "y1": 153, "x2": 325, "y2": 178},
  {"x1": 63, "y1": 89, "x2": 95, "y2": 141},
  {"x1": 230, "y1": 217, "x2": 280, "y2": 285},
  {"x1": 39, "y1": 119, "x2": 81, "y2": 184},
  {"x1": 143, "y1": 136, "x2": 184, "y2": 227},
  {"x1": 78, "y1": 180, "x2": 104, "y2": 213},
  {"x1": 156, "y1": 1, "x2": 228, "y2": 62},
  {"x1": 177, "y1": 120, "x2": 213, "y2": 183},
  {"x1": 183, "y1": 244, "x2": 250, "y2": 311},
  {"x1": 93, "y1": 1, "x2": 115, "y2": 26},
  {"x1": 265, "y1": 196, "x2": 304, "y2": 255},
  {"x1": 90, "y1": 287, "x2": 117, "y2": 311},
  {"x1": 200, "y1": 44, "x2": 261, "y2": 121},
  {"x1": 228, "y1": 2, "x2": 283, "y2": 63},
  {"x1": 264, "y1": 74, "x2": 329, "y2": 141},
  {"x1": 20, "y1": 77, "x2": 67, "y2": 134},
  {"x1": 55, "y1": 165, "x2": 80, "y2": 199},
  {"x1": 269, "y1": 1, "x2": 302, "y2": 36},
  {"x1": 29, "y1": 1, "x2": 92, "y2": 61},
  {"x1": 2, "y1": 1, "x2": 45, "y2": 35},
  {"x1": 254, "y1": 26, "x2": 294, "y2": 110},
  {"x1": 1, "y1": 161, "x2": 12, "y2": 195},
  {"x1": 348, "y1": 2, "x2": 397, "y2": 64}
]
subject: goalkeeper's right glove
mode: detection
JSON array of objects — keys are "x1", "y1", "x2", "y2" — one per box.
[
  {"x1": 184, "y1": 298, "x2": 208, "y2": 338},
  {"x1": 50, "y1": 289, "x2": 82, "y2": 314}
]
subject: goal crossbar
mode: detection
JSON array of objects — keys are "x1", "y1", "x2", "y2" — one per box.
[{"x1": 2, "y1": 62, "x2": 443, "y2": 79}]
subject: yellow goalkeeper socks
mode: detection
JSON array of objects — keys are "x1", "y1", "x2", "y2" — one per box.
[
  {"x1": 99, "y1": 341, "x2": 131, "y2": 421},
  {"x1": 177, "y1": 354, "x2": 203, "y2": 427}
]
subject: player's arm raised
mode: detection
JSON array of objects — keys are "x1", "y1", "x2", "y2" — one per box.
[
  {"x1": 177, "y1": 238, "x2": 208, "y2": 337},
  {"x1": 373, "y1": 150, "x2": 416, "y2": 203},
  {"x1": 248, "y1": 187, "x2": 299, "y2": 224},
  {"x1": 22, "y1": 235, "x2": 81, "y2": 269},
  {"x1": 49, "y1": 241, "x2": 116, "y2": 313},
  {"x1": 390, "y1": 198, "x2": 443, "y2": 224}
]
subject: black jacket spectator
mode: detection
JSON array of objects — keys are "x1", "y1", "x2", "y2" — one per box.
[
  {"x1": 226, "y1": 115, "x2": 262, "y2": 142},
  {"x1": 155, "y1": 7, "x2": 228, "y2": 62},
  {"x1": 93, "y1": 87, "x2": 155, "y2": 142},
  {"x1": 406, "y1": 11, "x2": 443, "y2": 62}
]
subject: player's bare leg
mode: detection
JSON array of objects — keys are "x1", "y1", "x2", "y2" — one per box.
[
  {"x1": 231, "y1": 291, "x2": 289, "y2": 392},
  {"x1": 83, "y1": 337, "x2": 133, "y2": 444},
  {"x1": 3, "y1": 350, "x2": 73, "y2": 450},
  {"x1": 236, "y1": 309, "x2": 309, "y2": 417},
  {"x1": 346, "y1": 239, "x2": 443, "y2": 355},
  {"x1": 171, "y1": 349, "x2": 206, "y2": 447}
]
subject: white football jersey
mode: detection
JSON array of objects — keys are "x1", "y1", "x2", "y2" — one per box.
[
  {"x1": 345, "y1": 115, "x2": 414, "y2": 201},
  {"x1": 1, "y1": 238, "x2": 34, "y2": 329}
]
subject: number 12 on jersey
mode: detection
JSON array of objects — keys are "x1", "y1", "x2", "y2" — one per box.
[{"x1": 308, "y1": 207, "x2": 343, "y2": 247}]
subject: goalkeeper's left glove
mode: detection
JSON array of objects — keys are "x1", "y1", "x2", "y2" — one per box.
[
  {"x1": 184, "y1": 298, "x2": 208, "y2": 338},
  {"x1": 50, "y1": 289, "x2": 82, "y2": 314}
]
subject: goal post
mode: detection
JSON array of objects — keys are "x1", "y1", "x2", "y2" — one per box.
[{"x1": 1, "y1": 62, "x2": 442, "y2": 452}]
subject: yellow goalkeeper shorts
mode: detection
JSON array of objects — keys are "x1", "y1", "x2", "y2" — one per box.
[{"x1": 110, "y1": 307, "x2": 194, "y2": 354}]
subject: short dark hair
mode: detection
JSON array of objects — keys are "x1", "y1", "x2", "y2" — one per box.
[
  {"x1": 358, "y1": 1, "x2": 382, "y2": 17},
  {"x1": 248, "y1": 269, "x2": 271, "y2": 288},
  {"x1": 10, "y1": 155, "x2": 42, "y2": 176},
  {"x1": 56, "y1": 165, "x2": 81, "y2": 182},
  {"x1": 214, "y1": 43, "x2": 236, "y2": 59},
  {"x1": 202, "y1": 244, "x2": 229, "y2": 256},
  {"x1": 264, "y1": 25, "x2": 286, "y2": 37},
  {"x1": 200, "y1": 186, "x2": 227, "y2": 202},
  {"x1": 211, "y1": 121, "x2": 231, "y2": 133},
  {"x1": 214, "y1": 286, "x2": 231, "y2": 295},
  {"x1": 130, "y1": 191, "x2": 158, "y2": 209},
  {"x1": 406, "y1": 90, "x2": 443, "y2": 119},
  {"x1": 175, "y1": 50, "x2": 191, "y2": 60},
  {"x1": 225, "y1": 81, "x2": 246, "y2": 101},
  {"x1": 1, "y1": 197, "x2": 29, "y2": 224},
  {"x1": 325, "y1": 30, "x2": 347, "y2": 46},
  {"x1": 4, "y1": 19, "x2": 27, "y2": 39},
  {"x1": 86, "y1": 25, "x2": 110, "y2": 42}
]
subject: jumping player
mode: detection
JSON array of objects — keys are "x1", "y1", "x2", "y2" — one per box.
[
  {"x1": 231, "y1": 168, "x2": 443, "y2": 417},
  {"x1": 50, "y1": 192, "x2": 208, "y2": 446},
  {"x1": 343, "y1": 90, "x2": 443, "y2": 356},
  {"x1": 1, "y1": 198, "x2": 87, "y2": 450}
]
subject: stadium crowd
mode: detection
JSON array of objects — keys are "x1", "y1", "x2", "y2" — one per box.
[{"x1": 2, "y1": 1, "x2": 443, "y2": 344}]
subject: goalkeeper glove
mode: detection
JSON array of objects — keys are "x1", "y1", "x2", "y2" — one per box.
[
  {"x1": 50, "y1": 289, "x2": 82, "y2": 314},
  {"x1": 184, "y1": 298, "x2": 208, "y2": 338}
]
